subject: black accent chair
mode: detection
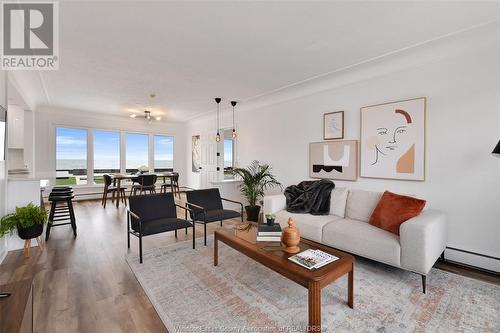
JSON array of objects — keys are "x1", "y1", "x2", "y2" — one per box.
[
  {"x1": 127, "y1": 193, "x2": 194, "y2": 263},
  {"x1": 185, "y1": 188, "x2": 243, "y2": 246},
  {"x1": 130, "y1": 174, "x2": 157, "y2": 196}
]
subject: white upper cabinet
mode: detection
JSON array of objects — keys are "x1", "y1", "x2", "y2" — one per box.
[{"x1": 7, "y1": 104, "x2": 24, "y2": 149}]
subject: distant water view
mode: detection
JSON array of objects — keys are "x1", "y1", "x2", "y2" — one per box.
[{"x1": 57, "y1": 159, "x2": 173, "y2": 170}]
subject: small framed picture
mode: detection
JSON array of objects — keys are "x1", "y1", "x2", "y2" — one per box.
[{"x1": 323, "y1": 111, "x2": 344, "y2": 140}]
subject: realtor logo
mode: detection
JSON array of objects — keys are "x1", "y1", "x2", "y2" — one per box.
[{"x1": 1, "y1": 1, "x2": 59, "y2": 70}]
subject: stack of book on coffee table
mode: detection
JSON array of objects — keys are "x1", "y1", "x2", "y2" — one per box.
[{"x1": 256, "y1": 223, "x2": 282, "y2": 242}]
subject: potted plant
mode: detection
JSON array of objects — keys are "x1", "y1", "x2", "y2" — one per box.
[
  {"x1": 0, "y1": 203, "x2": 48, "y2": 241},
  {"x1": 265, "y1": 213, "x2": 276, "y2": 226},
  {"x1": 231, "y1": 160, "x2": 282, "y2": 222}
]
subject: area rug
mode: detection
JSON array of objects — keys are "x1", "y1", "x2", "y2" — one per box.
[{"x1": 126, "y1": 238, "x2": 500, "y2": 333}]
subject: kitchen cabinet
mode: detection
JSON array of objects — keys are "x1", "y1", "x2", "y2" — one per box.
[{"x1": 8, "y1": 104, "x2": 24, "y2": 149}]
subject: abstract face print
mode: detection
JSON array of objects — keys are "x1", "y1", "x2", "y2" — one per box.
[{"x1": 361, "y1": 98, "x2": 425, "y2": 180}]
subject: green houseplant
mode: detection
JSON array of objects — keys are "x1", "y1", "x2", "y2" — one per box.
[
  {"x1": 231, "y1": 160, "x2": 282, "y2": 221},
  {"x1": 0, "y1": 203, "x2": 48, "y2": 240}
]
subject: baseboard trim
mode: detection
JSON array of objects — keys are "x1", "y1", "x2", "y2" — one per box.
[
  {"x1": 440, "y1": 258, "x2": 500, "y2": 278},
  {"x1": 446, "y1": 246, "x2": 500, "y2": 261},
  {"x1": 444, "y1": 246, "x2": 500, "y2": 275}
]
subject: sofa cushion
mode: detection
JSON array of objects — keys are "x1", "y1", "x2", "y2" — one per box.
[
  {"x1": 275, "y1": 210, "x2": 340, "y2": 243},
  {"x1": 329, "y1": 187, "x2": 348, "y2": 217},
  {"x1": 369, "y1": 191, "x2": 426, "y2": 235},
  {"x1": 322, "y1": 218, "x2": 401, "y2": 267},
  {"x1": 345, "y1": 189, "x2": 382, "y2": 222}
]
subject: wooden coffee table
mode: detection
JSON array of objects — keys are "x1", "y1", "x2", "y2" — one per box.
[{"x1": 214, "y1": 224, "x2": 354, "y2": 332}]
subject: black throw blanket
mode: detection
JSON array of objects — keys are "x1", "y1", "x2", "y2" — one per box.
[{"x1": 284, "y1": 180, "x2": 335, "y2": 215}]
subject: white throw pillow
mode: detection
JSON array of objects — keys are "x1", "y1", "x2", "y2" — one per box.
[
  {"x1": 329, "y1": 187, "x2": 348, "y2": 218},
  {"x1": 345, "y1": 189, "x2": 383, "y2": 222}
]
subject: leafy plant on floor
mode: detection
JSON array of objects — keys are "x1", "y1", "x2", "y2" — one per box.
[
  {"x1": 0, "y1": 203, "x2": 48, "y2": 237},
  {"x1": 231, "y1": 160, "x2": 282, "y2": 207}
]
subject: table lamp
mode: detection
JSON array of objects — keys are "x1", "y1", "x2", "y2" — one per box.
[{"x1": 493, "y1": 140, "x2": 500, "y2": 157}]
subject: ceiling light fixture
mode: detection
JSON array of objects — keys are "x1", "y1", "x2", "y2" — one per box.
[
  {"x1": 215, "y1": 97, "x2": 221, "y2": 142},
  {"x1": 230, "y1": 101, "x2": 237, "y2": 139},
  {"x1": 129, "y1": 93, "x2": 162, "y2": 123}
]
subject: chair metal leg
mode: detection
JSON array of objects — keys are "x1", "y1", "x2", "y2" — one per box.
[
  {"x1": 421, "y1": 275, "x2": 426, "y2": 294},
  {"x1": 68, "y1": 200, "x2": 77, "y2": 238},
  {"x1": 45, "y1": 201, "x2": 56, "y2": 241},
  {"x1": 103, "y1": 191, "x2": 108, "y2": 208},
  {"x1": 204, "y1": 223, "x2": 207, "y2": 246},
  {"x1": 185, "y1": 227, "x2": 187, "y2": 235},
  {"x1": 127, "y1": 214, "x2": 130, "y2": 249},
  {"x1": 139, "y1": 234, "x2": 143, "y2": 264},
  {"x1": 220, "y1": 220, "x2": 222, "y2": 227},
  {"x1": 192, "y1": 222, "x2": 195, "y2": 249},
  {"x1": 175, "y1": 229, "x2": 177, "y2": 238}
]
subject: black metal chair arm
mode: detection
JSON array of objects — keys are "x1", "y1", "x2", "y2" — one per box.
[
  {"x1": 175, "y1": 203, "x2": 194, "y2": 215},
  {"x1": 127, "y1": 207, "x2": 142, "y2": 222},
  {"x1": 182, "y1": 201, "x2": 206, "y2": 212},
  {"x1": 221, "y1": 197, "x2": 244, "y2": 209}
]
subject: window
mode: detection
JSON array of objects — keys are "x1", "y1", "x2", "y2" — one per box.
[
  {"x1": 126, "y1": 133, "x2": 149, "y2": 173},
  {"x1": 93, "y1": 130, "x2": 120, "y2": 184},
  {"x1": 56, "y1": 127, "x2": 87, "y2": 185},
  {"x1": 224, "y1": 139, "x2": 233, "y2": 169},
  {"x1": 223, "y1": 128, "x2": 235, "y2": 179},
  {"x1": 154, "y1": 135, "x2": 174, "y2": 172}
]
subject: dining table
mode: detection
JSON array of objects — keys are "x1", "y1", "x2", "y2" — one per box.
[{"x1": 109, "y1": 172, "x2": 177, "y2": 207}]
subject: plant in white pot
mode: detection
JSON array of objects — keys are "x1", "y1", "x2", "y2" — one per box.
[{"x1": 231, "y1": 160, "x2": 281, "y2": 222}]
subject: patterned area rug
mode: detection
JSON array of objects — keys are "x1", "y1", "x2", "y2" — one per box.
[{"x1": 126, "y1": 238, "x2": 500, "y2": 333}]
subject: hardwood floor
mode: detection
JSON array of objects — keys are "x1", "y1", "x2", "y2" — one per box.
[
  {"x1": 1, "y1": 199, "x2": 498, "y2": 332},
  {"x1": 0, "y1": 198, "x2": 239, "y2": 333}
]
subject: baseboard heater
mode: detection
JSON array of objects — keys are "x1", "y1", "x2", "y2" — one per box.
[{"x1": 444, "y1": 246, "x2": 500, "y2": 276}]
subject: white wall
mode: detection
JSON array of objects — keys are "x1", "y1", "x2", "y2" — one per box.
[
  {"x1": 34, "y1": 106, "x2": 187, "y2": 187},
  {"x1": 186, "y1": 29, "x2": 500, "y2": 271},
  {"x1": 0, "y1": 71, "x2": 7, "y2": 263}
]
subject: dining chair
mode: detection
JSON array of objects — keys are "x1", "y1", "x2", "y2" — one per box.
[
  {"x1": 130, "y1": 174, "x2": 157, "y2": 196},
  {"x1": 160, "y1": 173, "x2": 180, "y2": 198},
  {"x1": 102, "y1": 174, "x2": 126, "y2": 208}
]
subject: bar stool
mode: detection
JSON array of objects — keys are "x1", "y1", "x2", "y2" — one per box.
[{"x1": 45, "y1": 187, "x2": 77, "y2": 241}]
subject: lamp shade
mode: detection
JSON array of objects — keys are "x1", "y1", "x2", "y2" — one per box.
[{"x1": 493, "y1": 140, "x2": 500, "y2": 156}]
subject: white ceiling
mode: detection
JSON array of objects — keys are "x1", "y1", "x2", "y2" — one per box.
[{"x1": 12, "y1": 1, "x2": 500, "y2": 122}]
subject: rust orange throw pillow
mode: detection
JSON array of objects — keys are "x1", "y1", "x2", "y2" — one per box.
[{"x1": 369, "y1": 191, "x2": 426, "y2": 236}]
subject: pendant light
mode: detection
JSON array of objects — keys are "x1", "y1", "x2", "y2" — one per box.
[
  {"x1": 215, "y1": 97, "x2": 221, "y2": 142},
  {"x1": 230, "y1": 101, "x2": 237, "y2": 138}
]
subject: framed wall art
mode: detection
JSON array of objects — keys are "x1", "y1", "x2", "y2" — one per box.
[
  {"x1": 360, "y1": 97, "x2": 426, "y2": 181},
  {"x1": 309, "y1": 140, "x2": 357, "y2": 181},
  {"x1": 192, "y1": 135, "x2": 201, "y2": 172},
  {"x1": 323, "y1": 111, "x2": 344, "y2": 140}
]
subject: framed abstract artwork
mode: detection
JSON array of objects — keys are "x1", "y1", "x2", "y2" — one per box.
[
  {"x1": 309, "y1": 140, "x2": 357, "y2": 181},
  {"x1": 192, "y1": 135, "x2": 201, "y2": 172},
  {"x1": 360, "y1": 97, "x2": 426, "y2": 181},
  {"x1": 323, "y1": 111, "x2": 344, "y2": 140}
]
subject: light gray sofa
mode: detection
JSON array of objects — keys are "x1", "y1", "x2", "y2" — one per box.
[{"x1": 263, "y1": 188, "x2": 446, "y2": 293}]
